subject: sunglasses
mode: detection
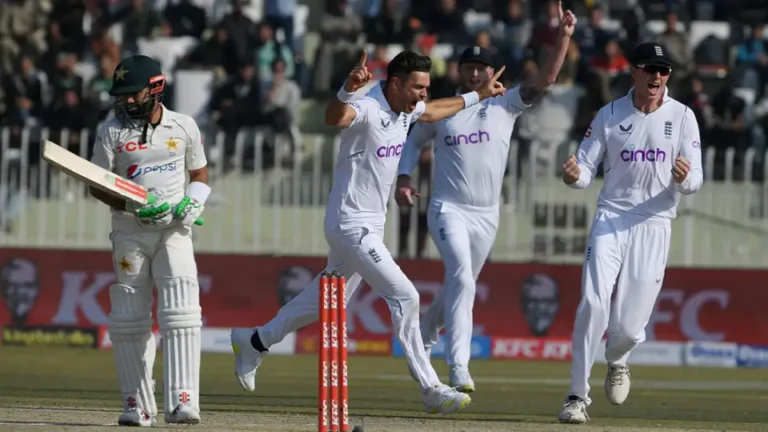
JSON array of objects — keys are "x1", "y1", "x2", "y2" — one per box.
[{"x1": 638, "y1": 64, "x2": 671, "y2": 76}]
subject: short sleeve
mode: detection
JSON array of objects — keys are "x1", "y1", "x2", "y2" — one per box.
[
  {"x1": 91, "y1": 124, "x2": 115, "y2": 172},
  {"x1": 409, "y1": 101, "x2": 427, "y2": 123},
  {"x1": 498, "y1": 85, "x2": 529, "y2": 114},
  {"x1": 347, "y1": 97, "x2": 379, "y2": 128},
  {"x1": 185, "y1": 119, "x2": 207, "y2": 171}
]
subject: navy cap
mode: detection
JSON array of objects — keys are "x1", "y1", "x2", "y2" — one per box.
[
  {"x1": 630, "y1": 42, "x2": 673, "y2": 68},
  {"x1": 459, "y1": 46, "x2": 495, "y2": 68}
]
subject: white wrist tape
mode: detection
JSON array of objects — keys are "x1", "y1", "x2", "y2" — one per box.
[
  {"x1": 186, "y1": 182, "x2": 211, "y2": 205},
  {"x1": 337, "y1": 82, "x2": 356, "y2": 103},
  {"x1": 460, "y1": 91, "x2": 480, "y2": 108}
]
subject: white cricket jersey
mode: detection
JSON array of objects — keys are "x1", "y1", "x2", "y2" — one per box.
[
  {"x1": 398, "y1": 86, "x2": 529, "y2": 209},
  {"x1": 91, "y1": 105, "x2": 208, "y2": 231},
  {"x1": 570, "y1": 87, "x2": 703, "y2": 221},
  {"x1": 325, "y1": 81, "x2": 425, "y2": 232}
]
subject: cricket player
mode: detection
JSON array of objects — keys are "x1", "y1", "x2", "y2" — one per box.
[
  {"x1": 558, "y1": 42, "x2": 703, "y2": 423},
  {"x1": 396, "y1": 2, "x2": 576, "y2": 393},
  {"x1": 231, "y1": 50, "x2": 506, "y2": 413},
  {"x1": 90, "y1": 55, "x2": 210, "y2": 426}
]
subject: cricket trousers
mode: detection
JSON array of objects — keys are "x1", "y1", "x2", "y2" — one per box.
[
  {"x1": 258, "y1": 223, "x2": 441, "y2": 390},
  {"x1": 110, "y1": 224, "x2": 202, "y2": 417},
  {"x1": 568, "y1": 207, "x2": 671, "y2": 404},
  {"x1": 420, "y1": 201, "x2": 499, "y2": 367}
]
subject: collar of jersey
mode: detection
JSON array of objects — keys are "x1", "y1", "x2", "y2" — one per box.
[
  {"x1": 152, "y1": 104, "x2": 173, "y2": 128},
  {"x1": 368, "y1": 81, "x2": 393, "y2": 113}
]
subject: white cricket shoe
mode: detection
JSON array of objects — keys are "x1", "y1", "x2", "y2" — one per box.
[
  {"x1": 558, "y1": 395, "x2": 589, "y2": 424},
  {"x1": 118, "y1": 408, "x2": 156, "y2": 427},
  {"x1": 449, "y1": 365, "x2": 475, "y2": 393},
  {"x1": 421, "y1": 383, "x2": 472, "y2": 414},
  {"x1": 605, "y1": 365, "x2": 631, "y2": 405},
  {"x1": 231, "y1": 328, "x2": 264, "y2": 391},
  {"x1": 164, "y1": 404, "x2": 201, "y2": 424}
]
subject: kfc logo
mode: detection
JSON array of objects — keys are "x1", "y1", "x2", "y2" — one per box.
[
  {"x1": 492, "y1": 338, "x2": 571, "y2": 360},
  {"x1": 647, "y1": 289, "x2": 730, "y2": 341}
]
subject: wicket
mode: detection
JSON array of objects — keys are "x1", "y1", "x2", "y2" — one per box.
[{"x1": 318, "y1": 272, "x2": 349, "y2": 432}]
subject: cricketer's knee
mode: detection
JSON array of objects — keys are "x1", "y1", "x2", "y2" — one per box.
[
  {"x1": 157, "y1": 277, "x2": 202, "y2": 414},
  {"x1": 605, "y1": 323, "x2": 645, "y2": 364},
  {"x1": 108, "y1": 283, "x2": 157, "y2": 417}
]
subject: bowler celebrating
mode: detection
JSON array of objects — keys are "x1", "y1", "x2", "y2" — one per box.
[
  {"x1": 396, "y1": 2, "x2": 576, "y2": 393},
  {"x1": 558, "y1": 42, "x2": 703, "y2": 423},
  {"x1": 231, "y1": 50, "x2": 506, "y2": 413}
]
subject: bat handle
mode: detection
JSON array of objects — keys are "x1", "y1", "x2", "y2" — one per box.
[{"x1": 194, "y1": 217, "x2": 205, "y2": 226}]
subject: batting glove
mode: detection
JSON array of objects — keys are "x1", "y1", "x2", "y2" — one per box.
[
  {"x1": 172, "y1": 196, "x2": 205, "y2": 227},
  {"x1": 127, "y1": 193, "x2": 173, "y2": 228}
]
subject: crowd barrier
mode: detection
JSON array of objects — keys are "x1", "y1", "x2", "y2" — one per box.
[{"x1": 0, "y1": 127, "x2": 766, "y2": 267}]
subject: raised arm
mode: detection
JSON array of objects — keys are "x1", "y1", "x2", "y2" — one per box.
[
  {"x1": 519, "y1": 1, "x2": 576, "y2": 105},
  {"x1": 674, "y1": 108, "x2": 703, "y2": 194},
  {"x1": 563, "y1": 109, "x2": 606, "y2": 189},
  {"x1": 325, "y1": 51, "x2": 373, "y2": 128},
  {"x1": 418, "y1": 66, "x2": 507, "y2": 123}
]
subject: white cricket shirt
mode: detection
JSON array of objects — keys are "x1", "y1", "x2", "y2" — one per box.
[
  {"x1": 91, "y1": 105, "x2": 208, "y2": 231},
  {"x1": 325, "y1": 81, "x2": 425, "y2": 232},
  {"x1": 570, "y1": 87, "x2": 703, "y2": 221},
  {"x1": 397, "y1": 86, "x2": 529, "y2": 210}
]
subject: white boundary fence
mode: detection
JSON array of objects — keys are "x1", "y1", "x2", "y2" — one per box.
[{"x1": 0, "y1": 127, "x2": 766, "y2": 268}]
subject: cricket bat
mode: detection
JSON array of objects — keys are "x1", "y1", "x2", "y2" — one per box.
[{"x1": 41, "y1": 140, "x2": 204, "y2": 226}]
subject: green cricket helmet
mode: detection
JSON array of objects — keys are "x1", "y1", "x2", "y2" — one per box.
[{"x1": 109, "y1": 55, "x2": 166, "y2": 128}]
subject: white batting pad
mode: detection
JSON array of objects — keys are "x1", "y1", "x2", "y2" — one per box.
[
  {"x1": 157, "y1": 277, "x2": 202, "y2": 413},
  {"x1": 108, "y1": 284, "x2": 157, "y2": 417}
]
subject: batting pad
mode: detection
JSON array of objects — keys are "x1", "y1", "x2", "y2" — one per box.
[
  {"x1": 108, "y1": 284, "x2": 158, "y2": 417},
  {"x1": 157, "y1": 277, "x2": 202, "y2": 413}
]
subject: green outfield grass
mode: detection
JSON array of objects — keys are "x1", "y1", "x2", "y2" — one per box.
[{"x1": 1, "y1": 347, "x2": 767, "y2": 431}]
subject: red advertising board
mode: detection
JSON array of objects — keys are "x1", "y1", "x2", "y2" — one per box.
[{"x1": 0, "y1": 248, "x2": 767, "y2": 344}]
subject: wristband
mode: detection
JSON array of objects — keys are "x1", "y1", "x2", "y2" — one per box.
[
  {"x1": 460, "y1": 91, "x2": 480, "y2": 108},
  {"x1": 186, "y1": 182, "x2": 211, "y2": 205},
  {"x1": 337, "y1": 82, "x2": 356, "y2": 103}
]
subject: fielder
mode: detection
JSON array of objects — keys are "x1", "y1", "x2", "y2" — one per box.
[
  {"x1": 396, "y1": 2, "x2": 576, "y2": 393},
  {"x1": 90, "y1": 55, "x2": 210, "y2": 426},
  {"x1": 231, "y1": 50, "x2": 506, "y2": 413},
  {"x1": 558, "y1": 42, "x2": 703, "y2": 423}
]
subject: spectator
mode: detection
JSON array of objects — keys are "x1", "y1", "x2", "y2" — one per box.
[
  {"x1": 218, "y1": 0, "x2": 259, "y2": 64},
  {"x1": 475, "y1": 30, "x2": 494, "y2": 54},
  {"x1": 4, "y1": 53, "x2": 50, "y2": 127},
  {"x1": 209, "y1": 57, "x2": 264, "y2": 135},
  {"x1": 0, "y1": 0, "x2": 49, "y2": 75},
  {"x1": 264, "y1": 0, "x2": 297, "y2": 51},
  {"x1": 367, "y1": 45, "x2": 389, "y2": 81},
  {"x1": 736, "y1": 25, "x2": 768, "y2": 96},
  {"x1": 491, "y1": 0, "x2": 532, "y2": 69},
  {"x1": 164, "y1": 0, "x2": 207, "y2": 39},
  {"x1": 430, "y1": 58, "x2": 460, "y2": 99},
  {"x1": 365, "y1": 0, "x2": 412, "y2": 45},
  {"x1": 680, "y1": 75, "x2": 714, "y2": 138},
  {"x1": 45, "y1": 88, "x2": 90, "y2": 150},
  {"x1": 255, "y1": 23, "x2": 294, "y2": 84},
  {"x1": 313, "y1": 0, "x2": 363, "y2": 97},
  {"x1": 656, "y1": 11, "x2": 694, "y2": 93},
  {"x1": 120, "y1": 0, "x2": 163, "y2": 55},
  {"x1": 85, "y1": 55, "x2": 118, "y2": 124},
  {"x1": 265, "y1": 58, "x2": 302, "y2": 167},
  {"x1": 51, "y1": 52, "x2": 84, "y2": 103},
  {"x1": 589, "y1": 39, "x2": 630, "y2": 105},
  {"x1": 529, "y1": 0, "x2": 561, "y2": 63},
  {"x1": 49, "y1": 0, "x2": 87, "y2": 56},
  {"x1": 184, "y1": 25, "x2": 240, "y2": 78},
  {"x1": 423, "y1": 0, "x2": 468, "y2": 45},
  {"x1": 574, "y1": 5, "x2": 612, "y2": 61}
]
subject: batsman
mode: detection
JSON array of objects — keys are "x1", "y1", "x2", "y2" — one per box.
[{"x1": 90, "y1": 55, "x2": 210, "y2": 426}]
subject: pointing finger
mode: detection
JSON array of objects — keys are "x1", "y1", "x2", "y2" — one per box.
[
  {"x1": 360, "y1": 50, "x2": 368, "y2": 67},
  {"x1": 558, "y1": 0, "x2": 563, "y2": 19},
  {"x1": 491, "y1": 65, "x2": 506, "y2": 81}
]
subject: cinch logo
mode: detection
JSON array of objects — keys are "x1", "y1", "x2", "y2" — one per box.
[
  {"x1": 127, "y1": 162, "x2": 177, "y2": 179},
  {"x1": 444, "y1": 130, "x2": 490, "y2": 146},
  {"x1": 376, "y1": 143, "x2": 403, "y2": 158},
  {"x1": 620, "y1": 145, "x2": 667, "y2": 162},
  {"x1": 116, "y1": 141, "x2": 148, "y2": 153}
]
